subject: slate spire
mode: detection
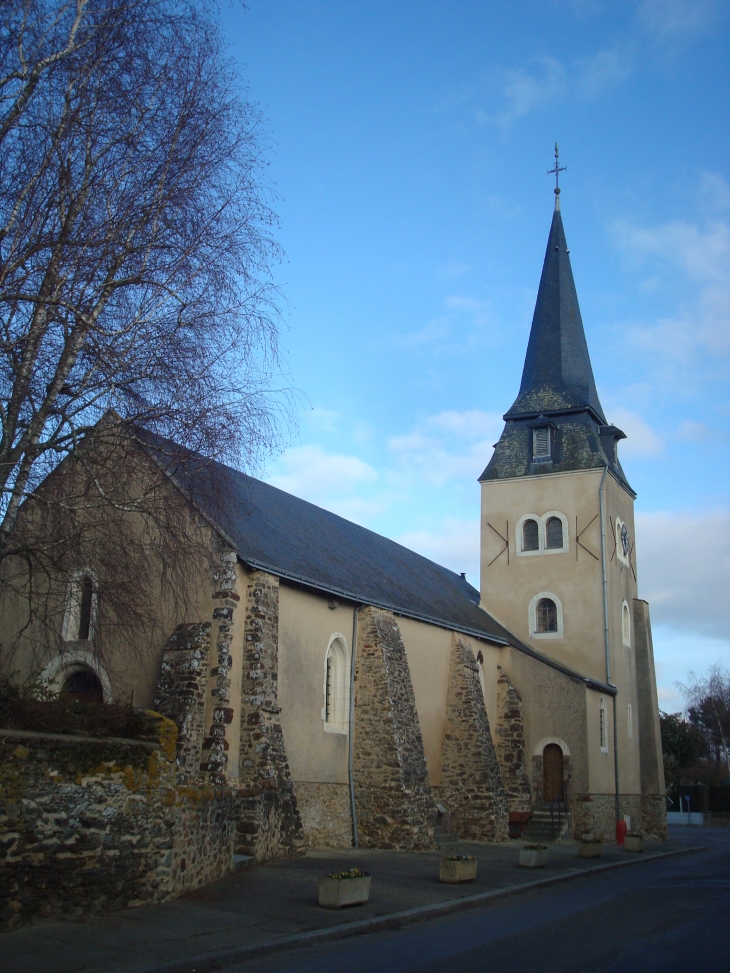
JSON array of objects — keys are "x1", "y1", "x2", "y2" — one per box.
[{"x1": 506, "y1": 194, "x2": 606, "y2": 424}]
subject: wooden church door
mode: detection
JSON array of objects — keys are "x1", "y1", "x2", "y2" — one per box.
[{"x1": 542, "y1": 743, "x2": 564, "y2": 802}]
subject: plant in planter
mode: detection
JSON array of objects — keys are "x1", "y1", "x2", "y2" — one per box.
[
  {"x1": 439, "y1": 854, "x2": 477, "y2": 884},
  {"x1": 519, "y1": 843, "x2": 549, "y2": 868},
  {"x1": 318, "y1": 868, "x2": 371, "y2": 909},
  {"x1": 578, "y1": 833, "x2": 603, "y2": 859},
  {"x1": 624, "y1": 833, "x2": 644, "y2": 853}
]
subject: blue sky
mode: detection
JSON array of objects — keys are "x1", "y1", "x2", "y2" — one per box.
[{"x1": 221, "y1": 0, "x2": 730, "y2": 710}]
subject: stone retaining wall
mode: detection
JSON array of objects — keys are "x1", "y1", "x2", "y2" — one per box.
[
  {"x1": 353, "y1": 608, "x2": 435, "y2": 849},
  {"x1": 0, "y1": 720, "x2": 235, "y2": 932}
]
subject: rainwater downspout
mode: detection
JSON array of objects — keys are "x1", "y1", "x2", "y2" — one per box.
[
  {"x1": 599, "y1": 465, "x2": 621, "y2": 824},
  {"x1": 348, "y1": 604, "x2": 362, "y2": 848}
]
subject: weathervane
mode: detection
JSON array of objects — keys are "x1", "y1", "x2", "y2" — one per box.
[{"x1": 548, "y1": 142, "x2": 566, "y2": 196}]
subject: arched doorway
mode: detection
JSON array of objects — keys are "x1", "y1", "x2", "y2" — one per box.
[
  {"x1": 542, "y1": 742, "x2": 564, "y2": 802},
  {"x1": 61, "y1": 668, "x2": 104, "y2": 704}
]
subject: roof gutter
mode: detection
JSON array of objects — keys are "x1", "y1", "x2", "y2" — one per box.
[{"x1": 242, "y1": 557, "x2": 617, "y2": 697}]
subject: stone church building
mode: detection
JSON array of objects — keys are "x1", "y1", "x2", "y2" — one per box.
[{"x1": 0, "y1": 194, "x2": 667, "y2": 857}]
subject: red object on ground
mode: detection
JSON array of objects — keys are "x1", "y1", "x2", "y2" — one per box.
[{"x1": 616, "y1": 819, "x2": 627, "y2": 845}]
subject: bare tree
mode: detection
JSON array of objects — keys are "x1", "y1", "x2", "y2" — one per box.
[
  {"x1": 679, "y1": 664, "x2": 730, "y2": 773},
  {"x1": 0, "y1": 0, "x2": 288, "y2": 565}
]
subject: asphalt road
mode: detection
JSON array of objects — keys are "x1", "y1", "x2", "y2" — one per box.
[{"x1": 229, "y1": 829, "x2": 730, "y2": 973}]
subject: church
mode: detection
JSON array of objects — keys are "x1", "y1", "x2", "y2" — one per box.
[{"x1": 0, "y1": 189, "x2": 667, "y2": 857}]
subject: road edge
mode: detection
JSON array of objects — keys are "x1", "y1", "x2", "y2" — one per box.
[{"x1": 138, "y1": 844, "x2": 704, "y2": 973}]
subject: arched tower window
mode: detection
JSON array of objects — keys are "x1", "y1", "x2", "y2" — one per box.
[
  {"x1": 628, "y1": 703, "x2": 633, "y2": 742},
  {"x1": 599, "y1": 697, "x2": 608, "y2": 752},
  {"x1": 323, "y1": 636, "x2": 349, "y2": 733},
  {"x1": 622, "y1": 601, "x2": 631, "y2": 645},
  {"x1": 522, "y1": 519, "x2": 539, "y2": 551},
  {"x1": 536, "y1": 598, "x2": 557, "y2": 633},
  {"x1": 545, "y1": 517, "x2": 563, "y2": 549}
]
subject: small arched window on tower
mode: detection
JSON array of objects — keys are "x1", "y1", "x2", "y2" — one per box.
[
  {"x1": 522, "y1": 518, "x2": 539, "y2": 551},
  {"x1": 627, "y1": 703, "x2": 633, "y2": 742},
  {"x1": 536, "y1": 598, "x2": 558, "y2": 633},
  {"x1": 622, "y1": 601, "x2": 631, "y2": 646},
  {"x1": 545, "y1": 516, "x2": 563, "y2": 549},
  {"x1": 323, "y1": 636, "x2": 349, "y2": 733},
  {"x1": 533, "y1": 426, "x2": 551, "y2": 460},
  {"x1": 599, "y1": 697, "x2": 608, "y2": 752}
]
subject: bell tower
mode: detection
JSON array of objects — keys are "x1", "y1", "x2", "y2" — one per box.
[{"x1": 478, "y1": 158, "x2": 664, "y2": 822}]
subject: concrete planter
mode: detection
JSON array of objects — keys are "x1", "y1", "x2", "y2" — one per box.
[
  {"x1": 624, "y1": 834, "x2": 644, "y2": 852},
  {"x1": 318, "y1": 875, "x2": 371, "y2": 909},
  {"x1": 439, "y1": 859, "x2": 477, "y2": 884},
  {"x1": 519, "y1": 846, "x2": 548, "y2": 868},
  {"x1": 578, "y1": 841, "x2": 602, "y2": 859}
]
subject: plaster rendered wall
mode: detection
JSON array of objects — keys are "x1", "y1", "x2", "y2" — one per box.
[
  {"x1": 480, "y1": 468, "x2": 646, "y2": 801},
  {"x1": 0, "y1": 449, "x2": 215, "y2": 713},
  {"x1": 480, "y1": 468, "x2": 607, "y2": 683},
  {"x1": 277, "y1": 585, "x2": 351, "y2": 786},
  {"x1": 396, "y1": 617, "x2": 451, "y2": 787}
]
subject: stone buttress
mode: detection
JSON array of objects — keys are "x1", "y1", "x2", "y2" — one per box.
[
  {"x1": 352, "y1": 607, "x2": 435, "y2": 849},
  {"x1": 495, "y1": 666, "x2": 532, "y2": 814},
  {"x1": 235, "y1": 570, "x2": 305, "y2": 859},
  {"x1": 154, "y1": 623, "x2": 212, "y2": 783},
  {"x1": 439, "y1": 636, "x2": 509, "y2": 842}
]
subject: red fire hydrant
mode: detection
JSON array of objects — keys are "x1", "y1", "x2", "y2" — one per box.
[{"x1": 616, "y1": 819, "x2": 627, "y2": 846}]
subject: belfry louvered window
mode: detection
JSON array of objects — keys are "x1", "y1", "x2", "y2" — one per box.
[{"x1": 533, "y1": 427, "x2": 550, "y2": 458}]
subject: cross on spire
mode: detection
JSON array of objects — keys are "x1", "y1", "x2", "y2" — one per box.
[{"x1": 548, "y1": 142, "x2": 566, "y2": 195}]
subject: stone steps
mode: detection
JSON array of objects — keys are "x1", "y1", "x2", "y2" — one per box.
[{"x1": 522, "y1": 805, "x2": 571, "y2": 843}]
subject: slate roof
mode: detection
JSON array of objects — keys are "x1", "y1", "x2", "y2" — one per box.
[
  {"x1": 481, "y1": 199, "x2": 634, "y2": 495},
  {"x1": 134, "y1": 429, "x2": 615, "y2": 693},
  {"x1": 507, "y1": 199, "x2": 606, "y2": 423}
]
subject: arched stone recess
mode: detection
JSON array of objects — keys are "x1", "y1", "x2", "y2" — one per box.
[
  {"x1": 531, "y1": 736, "x2": 573, "y2": 804},
  {"x1": 236, "y1": 570, "x2": 305, "y2": 860},
  {"x1": 154, "y1": 622, "x2": 211, "y2": 784},
  {"x1": 41, "y1": 651, "x2": 112, "y2": 702},
  {"x1": 352, "y1": 607, "x2": 435, "y2": 849},
  {"x1": 495, "y1": 666, "x2": 532, "y2": 813},
  {"x1": 439, "y1": 637, "x2": 509, "y2": 842}
]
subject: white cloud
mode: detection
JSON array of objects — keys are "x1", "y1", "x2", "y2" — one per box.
[
  {"x1": 396, "y1": 518, "x2": 480, "y2": 583},
  {"x1": 574, "y1": 44, "x2": 635, "y2": 99},
  {"x1": 267, "y1": 444, "x2": 377, "y2": 507},
  {"x1": 636, "y1": 508, "x2": 730, "y2": 640},
  {"x1": 607, "y1": 407, "x2": 664, "y2": 457},
  {"x1": 437, "y1": 259, "x2": 471, "y2": 279},
  {"x1": 637, "y1": 0, "x2": 719, "y2": 37},
  {"x1": 485, "y1": 57, "x2": 567, "y2": 131},
  {"x1": 675, "y1": 420, "x2": 715, "y2": 442},
  {"x1": 395, "y1": 295, "x2": 496, "y2": 350},
  {"x1": 612, "y1": 178, "x2": 730, "y2": 378},
  {"x1": 388, "y1": 410, "x2": 503, "y2": 486}
]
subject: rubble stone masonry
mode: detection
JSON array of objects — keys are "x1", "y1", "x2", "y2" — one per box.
[
  {"x1": 439, "y1": 637, "x2": 509, "y2": 842},
  {"x1": 494, "y1": 666, "x2": 532, "y2": 814},
  {"x1": 235, "y1": 570, "x2": 305, "y2": 860},
  {"x1": 154, "y1": 623, "x2": 211, "y2": 784},
  {"x1": 352, "y1": 608, "x2": 435, "y2": 849},
  {"x1": 0, "y1": 719, "x2": 234, "y2": 932}
]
